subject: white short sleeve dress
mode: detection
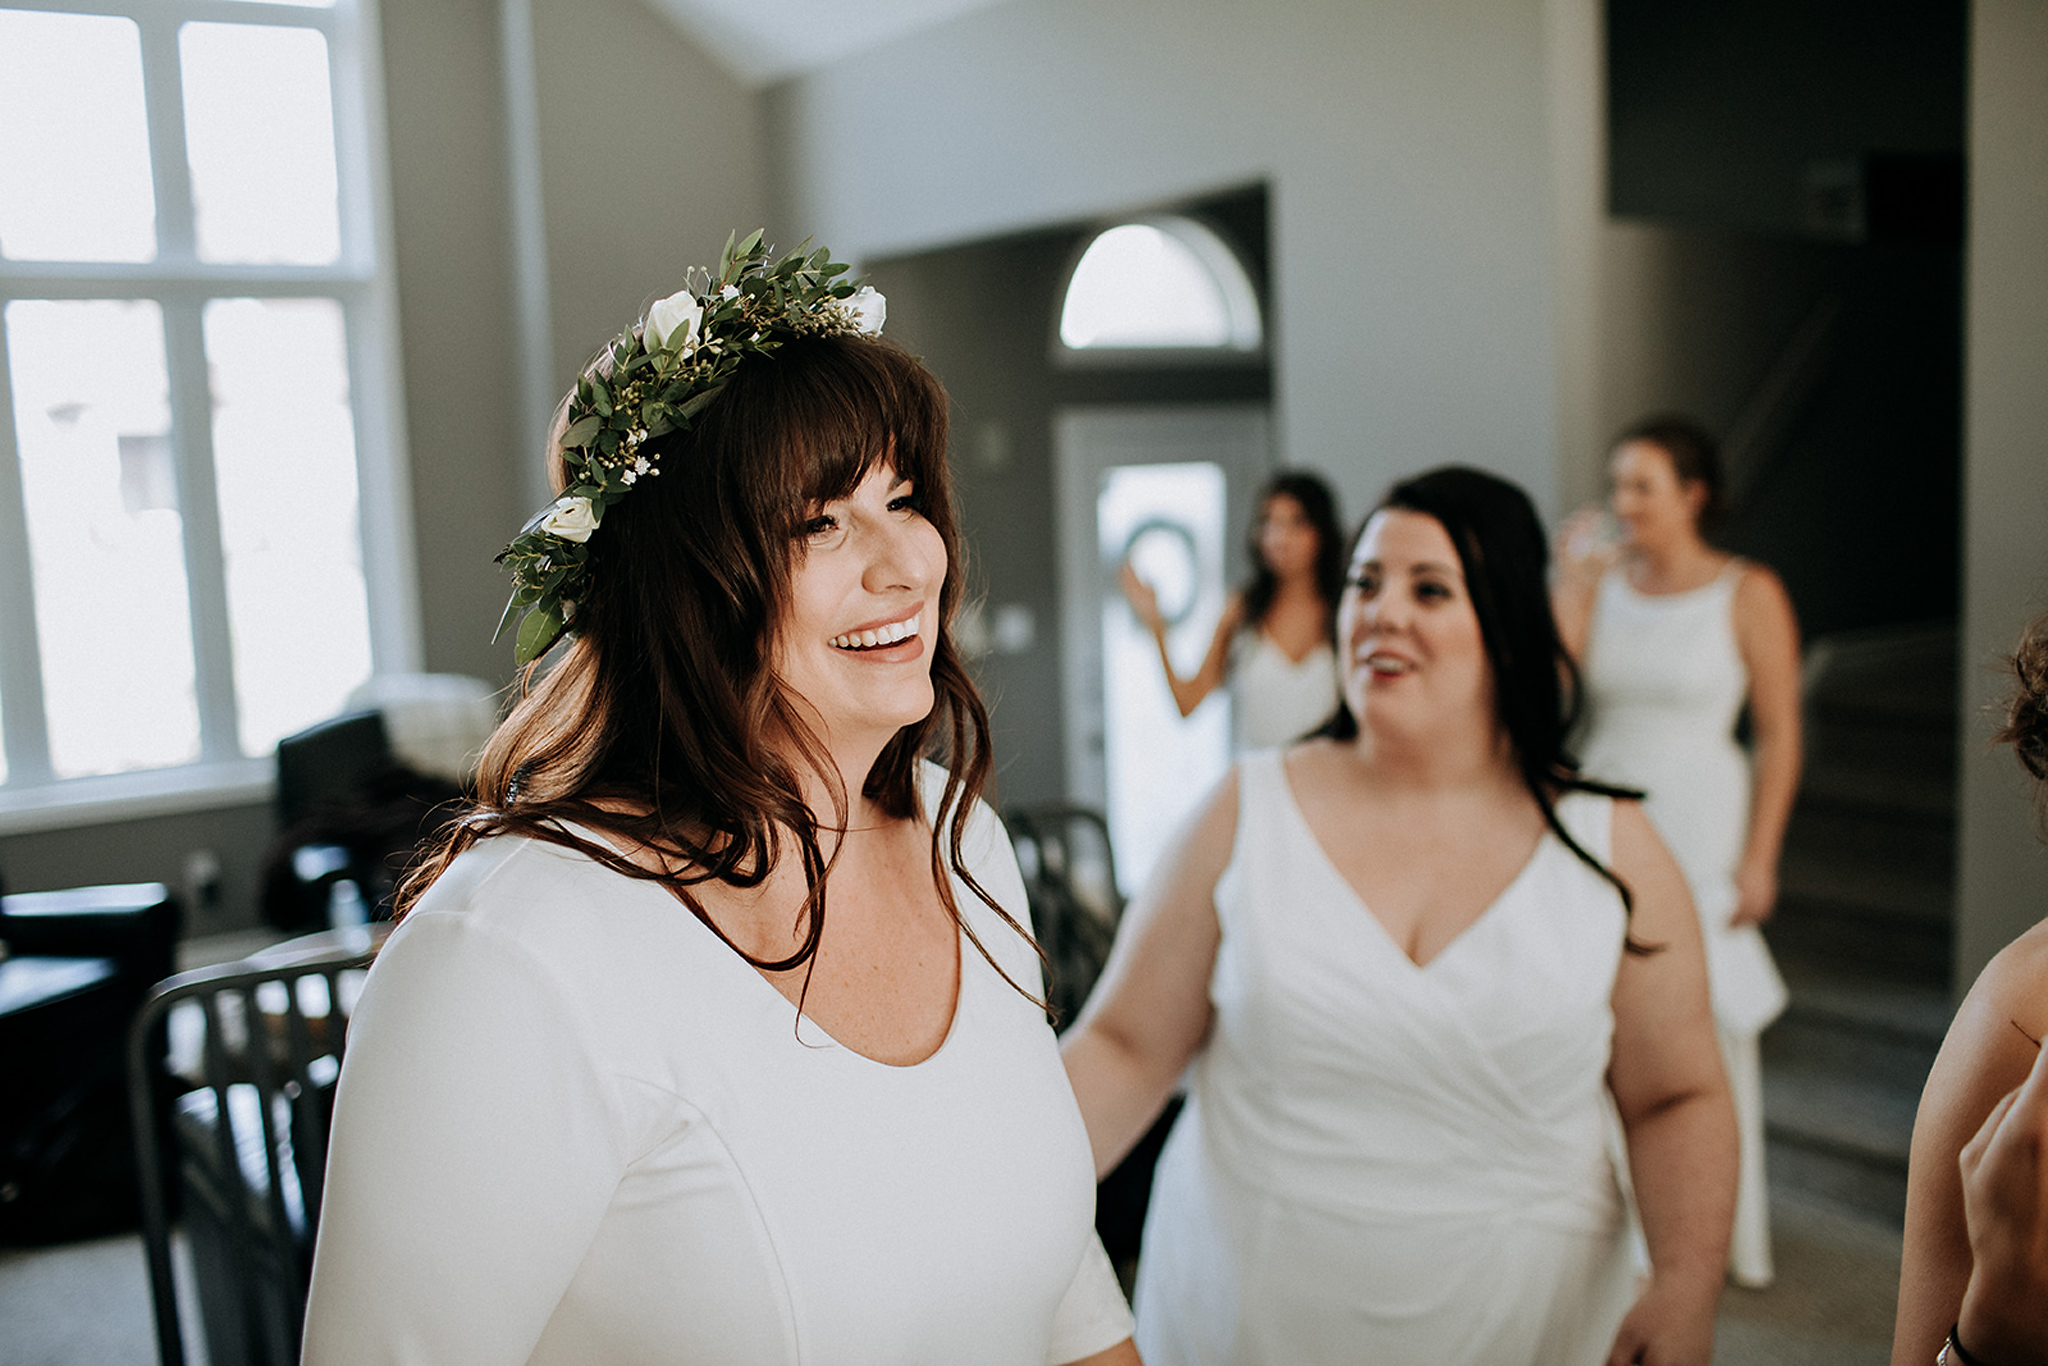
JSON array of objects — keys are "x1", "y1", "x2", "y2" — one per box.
[
  {"x1": 302, "y1": 766, "x2": 1132, "y2": 1365},
  {"x1": 1131, "y1": 750, "x2": 1639, "y2": 1365}
]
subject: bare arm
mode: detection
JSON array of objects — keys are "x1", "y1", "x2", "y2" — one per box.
[
  {"x1": 1604, "y1": 800, "x2": 1737, "y2": 1366},
  {"x1": 1552, "y1": 507, "x2": 1613, "y2": 660},
  {"x1": 1730, "y1": 565, "x2": 1802, "y2": 928},
  {"x1": 1062, "y1": 1339, "x2": 1142, "y2": 1366},
  {"x1": 1894, "y1": 923, "x2": 2048, "y2": 1365},
  {"x1": 1121, "y1": 563, "x2": 1242, "y2": 718},
  {"x1": 1956, "y1": 1038, "x2": 2048, "y2": 1366},
  {"x1": 1061, "y1": 771, "x2": 1236, "y2": 1177}
]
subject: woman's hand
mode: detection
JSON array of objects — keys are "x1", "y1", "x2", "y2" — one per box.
[
  {"x1": 1730, "y1": 856, "x2": 1778, "y2": 927},
  {"x1": 1119, "y1": 561, "x2": 1166, "y2": 636},
  {"x1": 1551, "y1": 505, "x2": 1614, "y2": 659},
  {"x1": 1605, "y1": 1275, "x2": 1719, "y2": 1366},
  {"x1": 1557, "y1": 505, "x2": 1619, "y2": 582},
  {"x1": 1955, "y1": 1041, "x2": 2048, "y2": 1365}
]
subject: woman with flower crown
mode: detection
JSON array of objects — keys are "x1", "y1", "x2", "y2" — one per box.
[{"x1": 301, "y1": 235, "x2": 1138, "y2": 1365}]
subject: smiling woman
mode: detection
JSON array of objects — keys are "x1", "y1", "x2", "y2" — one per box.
[
  {"x1": 1062, "y1": 466, "x2": 1737, "y2": 1364},
  {"x1": 299, "y1": 238, "x2": 1137, "y2": 1366}
]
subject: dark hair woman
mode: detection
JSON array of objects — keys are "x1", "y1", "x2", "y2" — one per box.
[
  {"x1": 1064, "y1": 466, "x2": 1736, "y2": 1365},
  {"x1": 1119, "y1": 469, "x2": 1344, "y2": 750},
  {"x1": 1895, "y1": 612, "x2": 2048, "y2": 1366},
  {"x1": 302, "y1": 237, "x2": 1137, "y2": 1366},
  {"x1": 1552, "y1": 413, "x2": 1803, "y2": 1290}
]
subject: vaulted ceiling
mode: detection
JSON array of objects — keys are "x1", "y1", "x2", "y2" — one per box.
[{"x1": 639, "y1": 0, "x2": 1010, "y2": 87}]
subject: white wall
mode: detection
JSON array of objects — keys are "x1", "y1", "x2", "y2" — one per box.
[
  {"x1": 772, "y1": 0, "x2": 1566, "y2": 517},
  {"x1": 1955, "y1": 0, "x2": 2048, "y2": 988}
]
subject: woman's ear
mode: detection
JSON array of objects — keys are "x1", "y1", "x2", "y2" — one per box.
[{"x1": 1680, "y1": 476, "x2": 1710, "y2": 522}]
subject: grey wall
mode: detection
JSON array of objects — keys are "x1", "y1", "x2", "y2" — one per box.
[
  {"x1": 530, "y1": 0, "x2": 769, "y2": 388},
  {"x1": 1955, "y1": 0, "x2": 2048, "y2": 989},
  {"x1": 771, "y1": 0, "x2": 1566, "y2": 522}
]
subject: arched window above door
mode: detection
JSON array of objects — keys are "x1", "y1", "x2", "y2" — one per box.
[{"x1": 1057, "y1": 217, "x2": 1263, "y2": 359}]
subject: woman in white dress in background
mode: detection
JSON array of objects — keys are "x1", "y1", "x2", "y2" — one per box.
[
  {"x1": 1554, "y1": 415, "x2": 1802, "y2": 1290},
  {"x1": 1066, "y1": 465, "x2": 1736, "y2": 1364},
  {"x1": 1120, "y1": 471, "x2": 1344, "y2": 751},
  {"x1": 302, "y1": 238, "x2": 1136, "y2": 1365}
]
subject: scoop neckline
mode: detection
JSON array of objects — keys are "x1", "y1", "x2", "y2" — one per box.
[
  {"x1": 1615, "y1": 557, "x2": 1740, "y2": 601},
  {"x1": 544, "y1": 819, "x2": 969, "y2": 1073}
]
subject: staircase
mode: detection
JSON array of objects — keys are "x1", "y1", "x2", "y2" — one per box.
[{"x1": 1760, "y1": 623, "x2": 1958, "y2": 1225}]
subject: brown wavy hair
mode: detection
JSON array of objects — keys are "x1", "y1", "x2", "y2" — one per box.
[
  {"x1": 1996, "y1": 611, "x2": 2048, "y2": 834},
  {"x1": 401, "y1": 331, "x2": 1039, "y2": 999}
]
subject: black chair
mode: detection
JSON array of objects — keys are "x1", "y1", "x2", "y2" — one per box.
[
  {"x1": 1004, "y1": 805, "x2": 1125, "y2": 1030},
  {"x1": 262, "y1": 710, "x2": 462, "y2": 931},
  {"x1": 0, "y1": 881, "x2": 180, "y2": 1243},
  {"x1": 1003, "y1": 805, "x2": 1180, "y2": 1275},
  {"x1": 128, "y1": 928, "x2": 384, "y2": 1366}
]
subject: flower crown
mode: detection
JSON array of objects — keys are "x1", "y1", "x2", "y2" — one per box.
[{"x1": 495, "y1": 230, "x2": 886, "y2": 665}]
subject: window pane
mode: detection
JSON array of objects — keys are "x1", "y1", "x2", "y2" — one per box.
[
  {"x1": 203, "y1": 298, "x2": 371, "y2": 757},
  {"x1": 1060, "y1": 220, "x2": 1263, "y2": 351},
  {"x1": 5, "y1": 300, "x2": 201, "y2": 777},
  {"x1": 0, "y1": 11, "x2": 156, "y2": 262},
  {"x1": 180, "y1": 23, "x2": 340, "y2": 265}
]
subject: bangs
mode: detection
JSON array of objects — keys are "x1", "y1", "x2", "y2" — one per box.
[{"x1": 734, "y1": 335, "x2": 952, "y2": 536}]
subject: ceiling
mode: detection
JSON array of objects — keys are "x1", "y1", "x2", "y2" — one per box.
[{"x1": 640, "y1": 0, "x2": 1011, "y2": 87}]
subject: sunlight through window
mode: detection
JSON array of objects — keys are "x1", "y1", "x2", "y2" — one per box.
[{"x1": 1059, "y1": 218, "x2": 1262, "y2": 353}]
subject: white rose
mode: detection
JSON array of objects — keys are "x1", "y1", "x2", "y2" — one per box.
[
  {"x1": 540, "y1": 495, "x2": 599, "y2": 543},
  {"x1": 845, "y1": 285, "x2": 886, "y2": 335},
  {"x1": 644, "y1": 289, "x2": 704, "y2": 353}
]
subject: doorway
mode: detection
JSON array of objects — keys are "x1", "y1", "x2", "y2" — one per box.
[{"x1": 1055, "y1": 404, "x2": 1270, "y2": 896}]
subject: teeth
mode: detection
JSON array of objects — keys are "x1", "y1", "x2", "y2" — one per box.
[{"x1": 831, "y1": 613, "x2": 920, "y2": 651}]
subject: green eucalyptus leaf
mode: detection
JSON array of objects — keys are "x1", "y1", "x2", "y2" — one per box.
[
  {"x1": 492, "y1": 591, "x2": 524, "y2": 644},
  {"x1": 560, "y1": 414, "x2": 602, "y2": 449},
  {"x1": 591, "y1": 379, "x2": 613, "y2": 416},
  {"x1": 514, "y1": 607, "x2": 565, "y2": 666},
  {"x1": 678, "y1": 384, "x2": 724, "y2": 419}
]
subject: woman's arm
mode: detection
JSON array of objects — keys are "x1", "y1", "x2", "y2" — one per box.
[
  {"x1": 1955, "y1": 1038, "x2": 2048, "y2": 1366},
  {"x1": 1552, "y1": 507, "x2": 1613, "y2": 660},
  {"x1": 1894, "y1": 923, "x2": 2048, "y2": 1365},
  {"x1": 304, "y1": 913, "x2": 629, "y2": 1364},
  {"x1": 1121, "y1": 563, "x2": 1243, "y2": 718},
  {"x1": 1063, "y1": 1340, "x2": 1142, "y2": 1366},
  {"x1": 1731, "y1": 564, "x2": 1803, "y2": 927},
  {"x1": 1604, "y1": 800, "x2": 1738, "y2": 1366},
  {"x1": 1061, "y1": 771, "x2": 1236, "y2": 1177}
]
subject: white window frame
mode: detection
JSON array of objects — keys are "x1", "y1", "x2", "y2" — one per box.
[
  {"x1": 0, "y1": 0, "x2": 418, "y2": 833},
  {"x1": 1052, "y1": 214, "x2": 1268, "y2": 368}
]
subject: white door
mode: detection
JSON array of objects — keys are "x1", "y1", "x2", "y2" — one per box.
[{"x1": 1055, "y1": 404, "x2": 1271, "y2": 896}]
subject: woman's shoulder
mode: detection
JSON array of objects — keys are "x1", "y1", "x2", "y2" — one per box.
[{"x1": 403, "y1": 830, "x2": 651, "y2": 950}]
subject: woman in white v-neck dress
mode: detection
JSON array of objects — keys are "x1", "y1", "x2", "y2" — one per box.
[
  {"x1": 1064, "y1": 467, "x2": 1738, "y2": 1364},
  {"x1": 1121, "y1": 471, "x2": 1344, "y2": 751}
]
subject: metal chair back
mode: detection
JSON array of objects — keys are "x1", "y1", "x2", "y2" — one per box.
[
  {"x1": 128, "y1": 928, "x2": 383, "y2": 1366},
  {"x1": 1004, "y1": 806, "x2": 1126, "y2": 1029}
]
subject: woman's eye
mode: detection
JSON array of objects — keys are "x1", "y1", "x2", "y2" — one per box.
[
  {"x1": 800, "y1": 514, "x2": 838, "y2": 538},
  {"x1": 1416, "y1": 580, "x2": 1452, "y2": 602},
  {"x1": 1347, "y1": 573, "x2": 1380, "y2": 595},
  {"x1": 888, "y1": 492, "x2": 921, "y2": 514}
]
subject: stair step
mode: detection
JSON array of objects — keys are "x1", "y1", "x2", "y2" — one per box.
[
  {"x1": 1774, "y1": 958, "x2": 1954, "y2": 1046},
  {"x1": 1797, "y1": 766, "x2": 1955, "y2": 822},
  {"x1": 1760, "y1": 1046, "x2": 1924, "y2": 1171},
  {"x1": 1766, "y1": 901, "x2": 1951, "y2": 982},
  {"x1": 1765, "y1": 1138, "x2": 1908, "y2": 1227},
  {"x1": 1777, "y1": 850, "x2": 1953, "y2": 925}
]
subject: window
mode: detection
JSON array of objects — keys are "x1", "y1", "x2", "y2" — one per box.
[
  {"x1": 0, "y1": 0, "x2": 413, "y2": 821},
  {"x1": 1057, "y1": 216, "x2": 1264, "y2": 359}
]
